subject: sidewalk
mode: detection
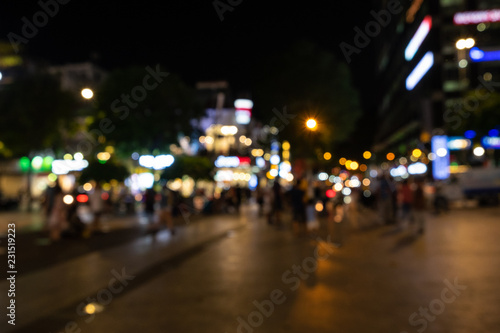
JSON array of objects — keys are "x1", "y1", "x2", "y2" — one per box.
[
  {"x1": 3, "y1": 204, "x2": 500, "y2": 332},
  {"x1": 0, "y1": 205, "x2": 206, "y2": 236},
  {"x1": 0, "y1": 207, "x2": 251, "y2": 333}
]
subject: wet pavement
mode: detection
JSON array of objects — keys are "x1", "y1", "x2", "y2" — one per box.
[{"x1": 1, "y1": 204, "x2": 500, "y2": 332}]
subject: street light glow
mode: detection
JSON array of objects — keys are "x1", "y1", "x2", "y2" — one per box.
[
  {"x1": 306, "y1": 118, "x2": 317, "y2": 130},
  {"x1": 455, "y1": 38, "x2": 475, "y2": 50},
  {"x1": 81, "y1": 88, "x2": 94, "y2": 99}
]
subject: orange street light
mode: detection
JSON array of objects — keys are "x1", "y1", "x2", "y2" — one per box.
[{"x1": 306, "y1": 118, "x2": 317, "y2": 130}]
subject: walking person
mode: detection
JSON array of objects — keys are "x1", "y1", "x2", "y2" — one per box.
[
  {"x1": 159, "y1": 185, "x2": 175, "y2": 234},
  {"x1": 412, "y1": 178, "x2": 426, "y2": 235},
  {"x1": 397, "y1": 179, "x2": 413, "y2": 231},
  {"x1": 47, "y1": 182, "x2": 68, "y2": 241},
  {"x1": 88, "y1": 183, "x2": 105, "y2": 235},
  {"x1": 144, "y1": 187, "x2": 157, "y2": 231},
  {"x1": 262, "y1": 185, "x2": 274, "y2": 225},
  {"x1": 376, "y1": 172, "x2": 396, "y2": 224},
  {"x1": 289, "y1": 179, "x2": 306, "y2": 235},
  {"x1": 272, "y1": 181, "x2": 284, "y2": 226}
]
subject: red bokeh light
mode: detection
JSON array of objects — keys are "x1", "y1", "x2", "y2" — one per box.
[
  {"x1": 76, "y1": 194, "x2": 89, "y2": 203},
  {"x1": 326, "y1": 189, "x2": 336, "y2": 198}
]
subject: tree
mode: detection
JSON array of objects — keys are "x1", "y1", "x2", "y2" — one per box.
[
  {"x1": 252, "y1": 41, "x2": 362, "y2": 158},
  {"x1": 161, "y1": 155, "x2": 213, "y2": 181},
  {"x1": 79, "y1": 159, "x2": 130, "y2": 184},
  {"x1": 88, "y1": 66, "x2": 203, "y2": 157},
  {"x1": 0, "y1": 72, "x2": 77, "y2": 157},
  {"x1": 447, "y1": 91, "x2": 500, "y2": 135}
]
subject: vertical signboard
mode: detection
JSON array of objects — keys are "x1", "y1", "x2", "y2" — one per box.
[{"x1": 431, "y1": 135, "x2": 450, "y2": 180}]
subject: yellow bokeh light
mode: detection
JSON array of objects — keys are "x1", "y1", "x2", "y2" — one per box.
[
  {"x1": 363, "y1": 151, "x2": 372, "y2": 159},
  {"x1": 83, "y1": 183, "x2": 93, "y2": 192},
  {"x1": 412, "y1": 149, "x2": 422, "y2": 158},
  {"x1": 306, "y1": 118, "x2": 317, "y2": 130},
  {"x1": 84, "y1": 304, "x2": 96, "y2": 315},
  {"x1": 282, "y1": 141, "x2": 290, "y2": 150},
  {"x1": 63, "y1": 194, "x2": 74, "y2": 205},
  {"x1": 323, "y1": 152, "x2": 332, "y2": 160},
  {"x1": 105, "y1": 146, "x2": 115, "y2": 154},
  {"x1": 81, "y1": 88, "x2": 94, "y2": 99},
  {"x1": 97, "y1": 152, "x2": 111, "y2": 161},
  {"x1": 63, "y1": 153, "x2": 72, "y2": 160},
  {"x1": 350, "y1": 161, "x2": 359, "y2": 170},
  {"x1": 339, "y1": 158, "x2": 346, "y2": 165}
]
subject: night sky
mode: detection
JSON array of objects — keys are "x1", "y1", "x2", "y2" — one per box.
[{"x1": 1, "y1": 1, "x2": 381, "y2": 150}]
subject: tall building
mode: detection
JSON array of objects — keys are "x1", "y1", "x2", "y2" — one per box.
[{"x1": 373, "y1": 0, "x2": 500, "y2": 171}]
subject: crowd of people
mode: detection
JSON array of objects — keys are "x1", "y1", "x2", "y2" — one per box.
[
  {"x1": 37, "y1": 171, "x2": 431, "y2": 242},
  {"x1": 372, "y1": 173, "x2": 427, "y2": 234}
]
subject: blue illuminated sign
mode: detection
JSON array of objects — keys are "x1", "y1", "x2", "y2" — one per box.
[
  {"x1": 482, "y1": 136, "x2": 500, "y2": 149},
  {"x1": 432, "y1": 135, "x2": 449, "y2": 180},
  {"x1": 469, "y1": 47, "x2": 500, "y2": 62}
]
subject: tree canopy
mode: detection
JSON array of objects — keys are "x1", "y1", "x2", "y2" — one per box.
[
  {"x1": 252, "y1": 41, "x2": 362, "y2": 158},
  {"x1": 79, "y1": 159, "x2": 130, "y2": 183},
  {"x1": 161, "y1": 155, "x2": 213, "y2": 181},
  {"x1": 89, "y1": 66, "x2": 203, "y2": 157},
  {"x1": 0, "y1": 72, "x2": 77, "y2": 157}
]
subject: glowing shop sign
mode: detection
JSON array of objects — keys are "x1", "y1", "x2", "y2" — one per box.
[
  {"x1": 431, "y1": 136, "x2": 449, "y2": 180},
  {"x1": 447, "y1": 137, "x2": 471, "y2": 150},
  {"x1": 453, "y1": 9, "x2": 500, "y2": 25},
  {"x1": 482, "y1": 136, "x2": 500, "y2": 149},
  {"x1": 52, "y1": 160, "x2": 89, "y2": 175},
  {"x1": 214, "y1": 156, "x2": 251, "y2": 168},
  {"x1": 406, "y1": 51, "x2": 434, "y2": 90},
  {"x1": 234, "y1": 99, "x2": 253, "y2": 125},
  {"x1": 469, "y1": 47, "x2": 500, "y2": 62},
  {"x1": 138, "y1": 154, "x2": 174, "y2": 170},
  {"x1": 405, "y1": 15, "x2": 432, "y2": 61},
  {"x1": 408, "y1": 162, "x2": 427, "y2": 175}
]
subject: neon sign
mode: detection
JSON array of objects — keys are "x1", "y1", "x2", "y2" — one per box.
[
  {"x1": 234, "y1": 99, "x2": 253, "y2": 125},
  {"x1": 406, "y1": 51, "x2": 434, "y2": 90},
  {"x1": 482, "y1": 136, "x2": 500, "y2": 149},
  {"x1": 469, "y1": 47, "x2": 500, "y2": 62},
  {"x1": 405, "y1": 15, "x2": 432, "y2": 61},
  {"x1": 454, "y1": 9, "x2": 500, "y2": 25},
  {"x1": 432, "y1": 136, "x2": 449, "y2": 180}
]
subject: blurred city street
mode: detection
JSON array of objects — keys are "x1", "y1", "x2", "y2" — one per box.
[
  {"x1": 1, "y1": 1, "x2": 500, "y2": 332},
  {"x1": 1, "y1": 203, "x2": 499, "y2": 333}
]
